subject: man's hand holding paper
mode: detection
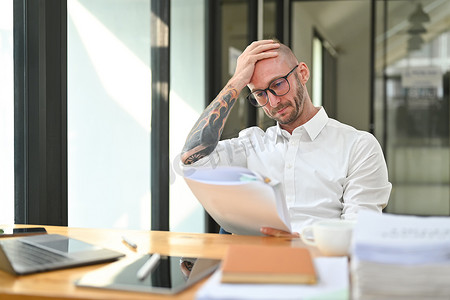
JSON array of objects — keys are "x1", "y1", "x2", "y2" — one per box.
[
  {"x1": 184, "y1": 166, "x2": 292, "y2": 236},
  {"x1": 260, "y1": 227, "x2": 299, "y2": 238}
]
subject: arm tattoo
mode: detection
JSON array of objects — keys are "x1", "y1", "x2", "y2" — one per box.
[{"x1": 181, "y1": 86, "x2": 238, "y2": 164}]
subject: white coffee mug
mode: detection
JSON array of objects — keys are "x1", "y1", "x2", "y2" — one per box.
[{"x1": 300, "y1": 219, "x2": 356, "y2": 256}]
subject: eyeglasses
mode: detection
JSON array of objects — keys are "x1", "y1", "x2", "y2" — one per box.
[{"x1": 246, "y1": 65, "x2": 298, "y2": 108}]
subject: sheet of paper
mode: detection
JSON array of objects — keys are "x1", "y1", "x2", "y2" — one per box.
[
  {"x1": 352, "y1": 211, "x2": 450, "y2": 264},
  {"x1": 184, "y1": 166, "x2": 291, "y2": 235},
  {"x1": 196, "y1": 257, "x2": 349, "y2": 300},
  {"x1": 354, "y1": 211, "x2": 450, "y2": 246},
  {"x1": 352, "y1": 212, "x2": 450, "y2": 299}
]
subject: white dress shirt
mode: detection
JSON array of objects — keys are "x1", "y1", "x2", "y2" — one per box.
[{"x1": 188, "y1": 108, "x2": 392, "y2": 233}]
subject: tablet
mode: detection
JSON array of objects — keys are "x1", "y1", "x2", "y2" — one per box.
[{"x1": 76, "y1": 254, "x2": 221, "y2": 295}]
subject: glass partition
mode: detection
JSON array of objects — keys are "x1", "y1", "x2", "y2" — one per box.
[
  {"x1": 220, "y1": 0, "x2": 251, "y2": 140},
  {"x1": 220, "y1": 0, "x2": 278, "y2": 139},
  {"x1": 375, "y1": 0, "x2": 450, "y2": 215}
]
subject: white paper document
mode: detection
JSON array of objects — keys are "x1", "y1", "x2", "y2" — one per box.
[
  {"x1": 351, "y1": 211, "x2": 450, "y2": 299},
  {"x1": 184, "y1": 166, "x2": 291, "y2": 235},
  {"x1": 196, "y1": 257, "x2": 349, "y2": 300},
  {"x1": 352, "y1": 211, "x2": 450, "y2": 264}
]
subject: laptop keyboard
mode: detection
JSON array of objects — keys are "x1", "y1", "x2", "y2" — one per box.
[{"x1": 2, "y1": 240, "x2": 72, "y2": 266}]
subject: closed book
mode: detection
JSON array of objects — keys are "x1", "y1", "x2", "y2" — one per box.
[{"x1": 221, "y1": 245, "x2": 317, "y2": 284}]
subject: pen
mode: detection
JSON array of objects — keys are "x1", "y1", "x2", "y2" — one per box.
[
  {"x1": 121, "y1": 235, "x2": 137, "y2": 249},
  {"x1": 239, "y1": 173, "x2": 271, "y2": 184},
  {"x1": 137, "y1": 253, "x2": 161, "y2": 281}
]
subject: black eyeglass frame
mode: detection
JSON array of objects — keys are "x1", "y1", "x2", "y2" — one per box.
[{"x1": 246, "y1": 65, "x2": 299, "y2": 108}]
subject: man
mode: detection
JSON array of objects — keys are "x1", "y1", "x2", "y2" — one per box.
[{"x1": 181, "y1": 40, "x2": 391, "y2": 237}]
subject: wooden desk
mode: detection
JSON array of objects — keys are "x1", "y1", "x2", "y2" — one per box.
[{"x1": 0, "y1": 225, "x2": 309, "y2": 300}]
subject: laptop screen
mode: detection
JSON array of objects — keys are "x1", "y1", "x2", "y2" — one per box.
[{"x1": 26, "y1": 238, "x2": 101, "y2": 254}]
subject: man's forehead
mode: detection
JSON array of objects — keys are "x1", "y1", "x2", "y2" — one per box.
[{"x1": 250, "y1": 62, "x2": 290, "y2": 89}]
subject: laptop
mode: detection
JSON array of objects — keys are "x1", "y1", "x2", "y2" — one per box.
[{"x1": 0, "y1": 234, "x2": 125, "y2": 275}]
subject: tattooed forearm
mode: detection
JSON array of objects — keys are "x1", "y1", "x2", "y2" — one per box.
[{"x1": 181, "y1": 86, "x2": 238, "y2": 164}]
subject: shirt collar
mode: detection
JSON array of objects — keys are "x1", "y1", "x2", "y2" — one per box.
[{"x1": 275, "y1": 107, "x2": 329, "y2": 141}]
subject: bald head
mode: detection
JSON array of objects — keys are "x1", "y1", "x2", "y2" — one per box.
[
  {"x1": 276, "y1": 42, "x2": 299, "y2": 66},
  {"x1": 251, "y1": 40, "x2": 299, "y2": 73},
  {"x1": 250, "y1": 41, "x2": 300, "y2": 85}
]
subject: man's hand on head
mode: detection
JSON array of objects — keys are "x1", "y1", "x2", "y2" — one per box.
[
  {"x1": 230, "y1": 40, "x2": 280, "y2": 90},
  {"x1": 260, "y1": 227, "x2": 300, "y2": 238}
]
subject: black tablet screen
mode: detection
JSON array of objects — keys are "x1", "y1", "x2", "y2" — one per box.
[{"x1": 76, "y1": 254, "x2": 221, "y2": 294}]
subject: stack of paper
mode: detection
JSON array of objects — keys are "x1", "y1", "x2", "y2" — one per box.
[{"x1": 351, "y1": 211, "x2": 450, "y2": 299}]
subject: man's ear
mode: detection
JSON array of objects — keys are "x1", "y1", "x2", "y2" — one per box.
[{"x1": 298, "y1": 62, "x2": 310, "y2": 84}]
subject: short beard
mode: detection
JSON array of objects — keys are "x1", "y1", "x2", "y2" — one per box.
[{"x1": 270, "y1": 75, "x2": 304, "y2": 125}]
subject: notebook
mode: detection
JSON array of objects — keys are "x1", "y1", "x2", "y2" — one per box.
[
  {"x1": 0, "y1": 234, "x2": 125, "y2": 275},
  {"x1": 221, "y1": 245, "x2": 317, "y2": 284}
]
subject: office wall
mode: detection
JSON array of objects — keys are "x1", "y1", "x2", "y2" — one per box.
[
  {"x1": 335, "y1": 9, "x2": 371, "y2": 131},
  {"x1": 291, "y1": 6, "x2": 315, "y2": 93},
  {"x1": 292, "y1": 2, "x2": 371, "y2": 131}
]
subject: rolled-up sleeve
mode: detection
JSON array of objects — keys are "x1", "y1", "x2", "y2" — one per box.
[{"x1": 341, "y1": 132, "x2": 392, "y2": 219}]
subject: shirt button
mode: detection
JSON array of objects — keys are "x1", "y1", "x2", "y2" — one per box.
[{"x1": 286, "y1": 164, "x2": 292, "y2": 169}]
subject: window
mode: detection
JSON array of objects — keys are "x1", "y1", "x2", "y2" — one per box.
[
  {"x1": 169, "y1": 0, "x2": 206, "y2": 232},
  {"x1": 312, "y1": 36, "x2": 323, "y2": 107},
  {"x1": 312, "y1": 30, "x2": 338, "y2": 119},
  {"x1": 67, "y1": 0, "x2": 151, "y2": 229}
]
